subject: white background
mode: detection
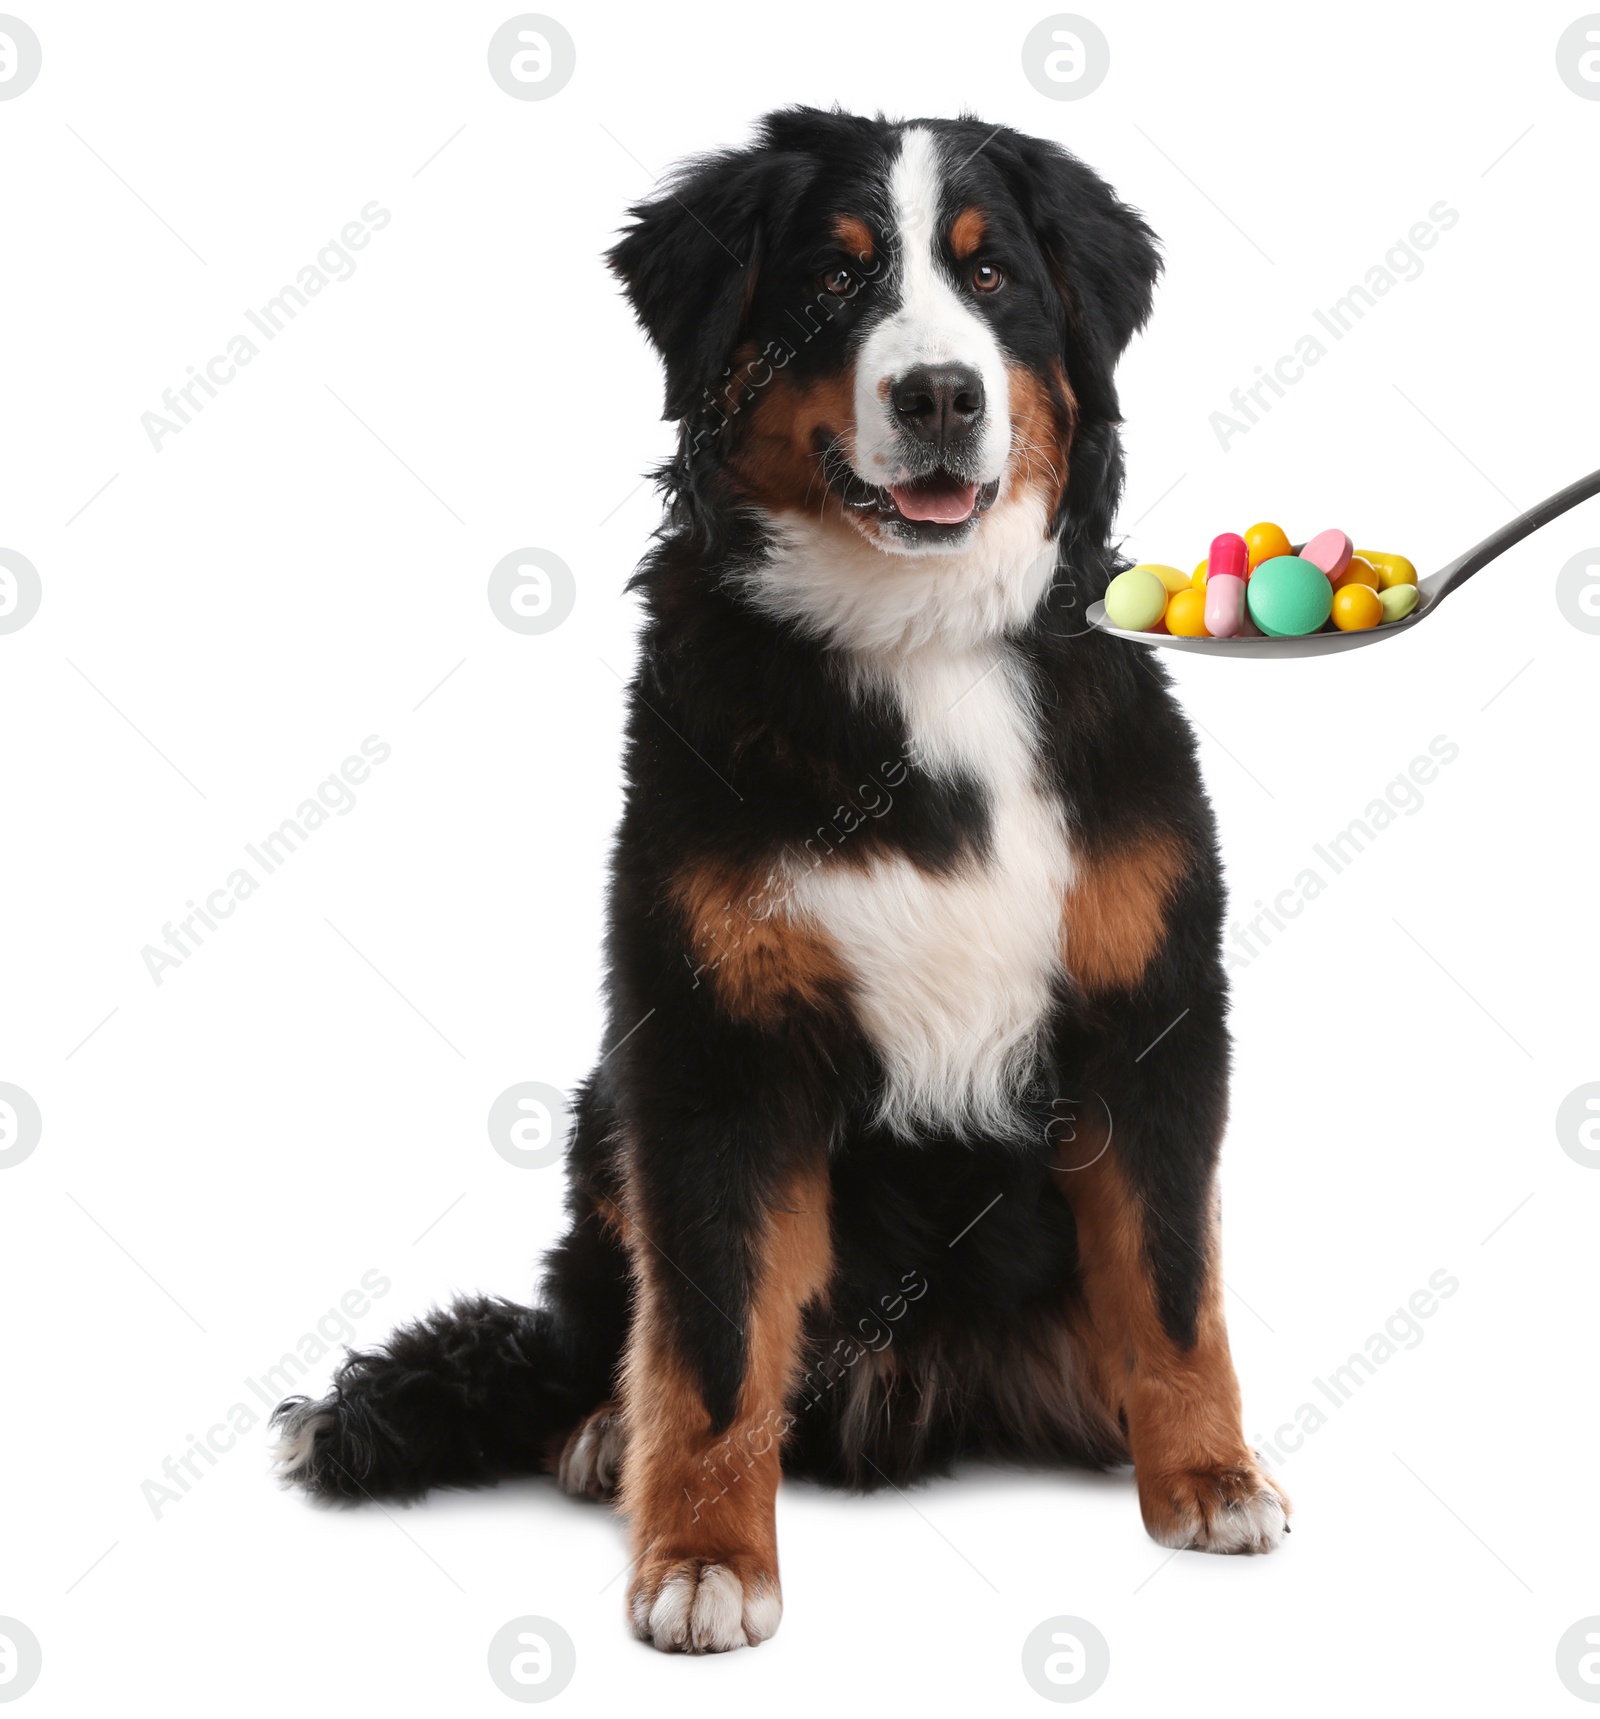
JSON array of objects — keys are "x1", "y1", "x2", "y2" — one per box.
[{"x1": 3, "y1": 1, "x2": 1598, "y2": 1713}]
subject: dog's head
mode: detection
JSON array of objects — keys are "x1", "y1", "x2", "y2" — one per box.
[{"x1": 609, "y1": 108, "x2": 1160, "y2": 573}]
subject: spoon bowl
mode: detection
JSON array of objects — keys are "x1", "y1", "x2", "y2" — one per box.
[{"x1": 1090, "y1": 466, "x2": 1600, "y2": 657}]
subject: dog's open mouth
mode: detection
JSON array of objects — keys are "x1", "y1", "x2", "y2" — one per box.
[
  {"x1": 820, "y1": 440, "x2": 1001, "y2": 531},
  {"x1": 885, "y1": 470, "x2": 993, "y2": 525}
]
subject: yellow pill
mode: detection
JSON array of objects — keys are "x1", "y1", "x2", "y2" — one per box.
[
  {"x1": 1165, "y1": 587, "x2": 1211, "y2": 636},
  {"x1": 1356, "y1": 549, "x2": 1417, "y2": 589},
  {"x1": 1330, "y1": 583, "x2": 1382, "y2": 631},
  {"x1": 1135, "y1": 564, "x2": 1191, "y2": 595},
  {"x1": 1379, "y1": 583, "x2": 1420, "y2": 623},
  {"x1": 1191, "y1": 558, "x2": 1209, "y2": 590},
  {"x1": 1333, "y1": 554, "x2": 1380, "y2": 591},
  {"x1": 1244, "y1": 521, "x2": 1293, "y2": 570}
]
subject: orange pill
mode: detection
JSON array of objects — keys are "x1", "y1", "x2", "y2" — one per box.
[
  {"x1": 1332, "y1": 554, "x2": 1380, "y2": 591},
  {"x1": 1191, "y1": 558, "x2": 1208, "y2": 589},
  {"x1": 1244, "y1": 521, "x2": 1293, "y2": 570},
  {"x1": 1330, "y1": 583, "x2": 1382, "y2": 631},
  {"x1": 1165, "y1": 587, "x2": 1211, "y2": 636}
]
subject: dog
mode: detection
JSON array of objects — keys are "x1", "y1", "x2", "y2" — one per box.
[{"x1": 273, "y1": 105, "x2": 1289, "y2": 1654}]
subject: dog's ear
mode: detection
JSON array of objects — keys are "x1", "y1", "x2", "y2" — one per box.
[
  {"x1": 996, "y1": 135, "x2": 1161, "y2": 412},
  {"x1": 607, "y1": 150, "x2": 782, "y2": 423}
]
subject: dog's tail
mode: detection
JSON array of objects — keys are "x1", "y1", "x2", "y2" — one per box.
[
  {"x1": 273, "y1": 1078, "x2": 630, "y2": 1503},
  {"x1": 270, "y1": 1294, "x2": 603, "y2": 1502}
]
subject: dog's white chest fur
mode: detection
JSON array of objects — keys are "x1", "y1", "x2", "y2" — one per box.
[{"x1": 784, "y1": 642, "x2": 1073, "y2": 1139}]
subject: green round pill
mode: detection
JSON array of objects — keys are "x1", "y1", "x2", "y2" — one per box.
[
  {"x1": 1104, "y1": 567, "x2": 1168, "y2": 631},
  {"x1": 1246, "y1": 555, "x2": 1335, "y2": 637}
]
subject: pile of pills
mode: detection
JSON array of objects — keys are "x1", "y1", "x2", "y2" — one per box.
[{"x1": 1104, "y1": 523, "x2": 1419, "y2": 638}]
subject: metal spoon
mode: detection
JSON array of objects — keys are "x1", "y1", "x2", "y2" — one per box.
[{"x1": 1089, "y1": 465, "x2": 1600, "y2": 658}]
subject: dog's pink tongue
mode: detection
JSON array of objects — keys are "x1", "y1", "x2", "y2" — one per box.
[{"x1": 888, "y1": 479, "x2": 979, "y2": 524}]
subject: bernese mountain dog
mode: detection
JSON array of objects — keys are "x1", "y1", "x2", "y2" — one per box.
[{"x1": 274, "y1": 105, "x2": 1289, "y2": 1654}]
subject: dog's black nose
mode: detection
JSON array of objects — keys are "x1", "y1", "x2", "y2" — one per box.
[{"x1": 890, "y1": 364, "x2": 985, "y2": 449}]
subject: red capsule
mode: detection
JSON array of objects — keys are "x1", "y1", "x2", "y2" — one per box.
[{"x1": 1209, "y1": 532, "x2": 1249, "y2": 582}]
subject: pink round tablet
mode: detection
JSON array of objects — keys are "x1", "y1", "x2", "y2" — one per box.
[
  {"x1": 1204, "y1": 572, "x2": 1246, "y2": 638},
  {"x1": 1209, "y1": 532, "x2": 1248, "y2": 582},
  {"x1": 1301, "y1": 527, "x2": 1353, "y2": 581}
]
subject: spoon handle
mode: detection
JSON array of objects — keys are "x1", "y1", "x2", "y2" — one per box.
[{"x1": 1424, "y1": 465, "x2": 1600, "y2": 605}]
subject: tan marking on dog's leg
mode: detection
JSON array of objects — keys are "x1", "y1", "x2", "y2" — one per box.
[
  {"x1": 620, "y1": 1161, "x2": 833, "y2": 1651},
  {"x1": 1059, "y1": 1129, "x2": 1289, "y2": 1553}
]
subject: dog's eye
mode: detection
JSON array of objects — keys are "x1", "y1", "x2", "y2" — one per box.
[
  {"x1": 821, "y1": 267, "x2": 857, "y2": 296},
  {"x1": 971, "y1": 264, "x2": 1004, "y2": 294}
]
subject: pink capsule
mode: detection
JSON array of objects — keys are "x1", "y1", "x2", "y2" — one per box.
[
  {"x1": 1209, "y1": 532, "x2": 1249, "y2": 583},
  {"x1": 1204, "y1": 572, "x2": 1246, "y2": 638},
  {"x1": 1301, "y1": 528, "x2": 1353, "y2": 581}
]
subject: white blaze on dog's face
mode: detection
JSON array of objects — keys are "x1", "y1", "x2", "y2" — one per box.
[
  {"x1": 848, "y1": 127, "x2": 1016, "y2": 549},
  {"x1": 709, "y1": 125, "x2": 1083, "y2": 653}
]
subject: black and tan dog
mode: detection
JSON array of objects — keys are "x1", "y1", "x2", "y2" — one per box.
[{"x1": 274, "y1": 106, "x2": 1288, "y2": 1653}]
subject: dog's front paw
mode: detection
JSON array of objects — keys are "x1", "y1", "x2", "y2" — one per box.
[
  {"x1": 1140, "y1": 1459, "x2": 1290, "y2": 1554},
  {"x1": 628, "y1": 1555, "x2": 782, "y2": 1653}
]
